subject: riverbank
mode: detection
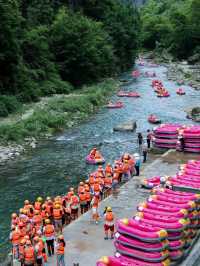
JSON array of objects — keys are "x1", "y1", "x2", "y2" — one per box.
[{"x1": 0, "y1": 79, "x2": 119, "y2": 164}]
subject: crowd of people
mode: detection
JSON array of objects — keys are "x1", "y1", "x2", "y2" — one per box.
[
  {"x1": 9, "y1": 130, "x2": 153, "y2": 266},
  {"x1": 10, "y1": 151, "x2": 140, "y2": 266}
]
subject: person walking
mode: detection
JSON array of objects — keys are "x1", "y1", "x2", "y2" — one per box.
[
  {"x1": 137, "y1": 133, "x2": 143, "y2": 154},
  {"x1": 134, "y1": 154, "x2": 141, "y2": 176},
  {"x1": 56, "y1": 235, "x2": 66, "y2": 266},
  {"x1": 143, "y1": 145, "x2": 148, "y2": 163},
  {"x1": 147, "y1": 130, "x2": 152, "y2": 149}
]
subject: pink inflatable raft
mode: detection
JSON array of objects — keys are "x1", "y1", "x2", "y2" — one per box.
[
  {"x1": 148, "y1": 195, "x2": 196, "y2": 211},
  {"x1": 85, "y1": 155, "x2": 105, "y2": 165},
  {"x1": 176, "y1": 88, "x2": 185, "y2": 95},
  {"x1": 141, "y1": 176, "x2": 162, "y2": 189},
  {"x1": 96, "y1": 255, "x2": 170, "y2": 266},
  {"x1": 106, "y1": 101, "x2": 124, "y2": 109},
  {"x1": 137, "y1": 205, "x2": 188, "y2": 219},
  {"x1": 151, "y1": 194, "x2": 196, "y2": 206},
  {"x1": 117, "y1": 91, "x2": 140, "y2": 98},
  {"x1": 152, "y1": 187, "x2": 200, "y2": 202},
  {"x1": 116, "y1": 219, "x2": 167, "y2": 242},
  {"x1": 114, "y1": 232, "x2": 169, "y2": 252},
  {"x1": 134, "y1": 215, "x2": 188, "y2": 233},
  {"x1": 138, "y1": 201, "x2": 189, "y2": 215},
  {"x1": 114, "y1": 242, "x2": 169, "y2": 263}
]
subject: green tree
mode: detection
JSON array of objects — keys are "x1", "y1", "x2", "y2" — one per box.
[{"x1": 51, "y1": 8, "x2": 114, "y2": 86}]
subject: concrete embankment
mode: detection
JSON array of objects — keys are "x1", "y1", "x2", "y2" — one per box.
[{"x1": 44, "y1": 150, "x2": 200, "y2": 266}]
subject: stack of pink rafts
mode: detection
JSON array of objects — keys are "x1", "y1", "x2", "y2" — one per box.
[
  {"x1": 153, "y1": 124, "x2": 200, "y2": 153},
  {"x1": 96, "y1": 161, "x2": 200, "y2": 265},
  {"x1": 153, "y1": 124, "x2": 181, "y2": 149}
]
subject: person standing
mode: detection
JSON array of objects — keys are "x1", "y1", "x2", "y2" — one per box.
[
  {"x1": 43, "y1": 219, "x2": 55, "y2": 257},
  {"x1": 137, "y1": 133, "x2": 143, "y2": 154},
  {"x1": 143, "y1": 146, "x2": 148, "y2": 163},
  {"x1": 147, "y1": 130, "x2": 152, "y2": 149},
  {"x1": 56, "y1": 235, "x2": 66, "y2": 266},
  {"x1": 104, "y1": 207, "x2": 115, "y2": 240},
  {"x1": 135, "y1": 155, "x2": 141, "y2": 176}
]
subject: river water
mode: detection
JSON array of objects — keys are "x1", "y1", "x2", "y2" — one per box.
[{"x1": 0, "y1": 62, "x2": 200, "y2": 261}]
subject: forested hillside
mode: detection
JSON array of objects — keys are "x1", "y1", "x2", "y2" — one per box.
[
  {"x1": 140, "y1": 0, "x2": 200, "y2": 59},
  {"x1": 0, "y1": 0, "x2": 139, "y2": 117}
]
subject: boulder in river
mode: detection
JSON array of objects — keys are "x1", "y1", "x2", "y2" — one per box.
[
  {"x1": 186, "y1": 107, "x2": 200, "y2": 122},
  {"x1": 113, "y1": 120, "x2": 137, "y2": 132}
]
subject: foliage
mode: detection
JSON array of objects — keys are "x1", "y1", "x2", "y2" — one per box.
[
  {"x1": 0, "y1": 79, "x2": 117, "y2": 142},
  {"x1": 0, "y1": 96, "x2": 22, "y2": 117},
  {"x1": 51, "y1": 9, "x2": 115, "y2": 86},
  {"x1": 140, "y1": 0, "x2": 200, "y2": 59}
]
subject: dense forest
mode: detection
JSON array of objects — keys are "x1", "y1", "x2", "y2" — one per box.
[
  {"x1": 0, "y1": 0, "x2": 139, "y2": 117},
  {"x1": 140, "y1": 0, "x2": 200, "y2": 59}
]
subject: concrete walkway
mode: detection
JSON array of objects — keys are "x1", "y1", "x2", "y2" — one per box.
[{"x1": 47, "y1": 150, "x2": 200, "y2": 266}]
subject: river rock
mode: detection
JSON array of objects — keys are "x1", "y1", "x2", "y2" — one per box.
[
  {"x1": 113, "y1": 120, "x2": 137, "y2": 132},
  {"x1": 186, "y1": 107, "x2": 200, "y2": 122}
]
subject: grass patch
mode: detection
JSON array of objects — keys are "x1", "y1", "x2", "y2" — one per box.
[{"x1": 0, "y1": 79, "x2": 118, "y2": 143}]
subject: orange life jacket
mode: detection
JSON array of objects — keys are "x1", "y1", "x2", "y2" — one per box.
[
  {"x1": 94, "y1": 151, "x2": 102, "y2": 159},
  {"x1": 105, "y1": 212, "x2": 114, "y2": 222},
  {"x1": 104, "y1": 177, "x2": 112, "y2": 187},
  {"x1": 92, "y1": 197, "x2": 99, "y2": 208},
  {"x1": 57, "y1": 242, "x2": 65, "y2": 255},
  {"x1": 105, "y1": 165, "x2": 112, "y2": 174},
  {"x1": 24, "y1": 246, "x2": 35, "y2": 263},
  {"x1": 41, "y1": 210, "x2": 48, "y2": 219},
  {"x1": 94, "y1": 183, "x2": 101, "y2": 192},
  {"x1": 11, "y1": 230, "x2": 21, "y2": 245},
  {"x1": 53, "y1": 208, "x2": 62, "y2": 220},
  {"x1": 79, "y1": 193, "x2": 87, "y2": 203},
  {"x1": 34, "y1": 201, "x2": 41, "y2": 211},
  {"x1": 46, "y1": 204, "x2": 53, "y2": 216},
  {"x1": 123, "y1": 162, "x2": 130, "y2": 172},
  {"x1": 35, "y1": 241, "x2": 43, "y2": 258},
  {"x1": 85, "y1": 192, "x2": 91, "y2": 201},
  {"x1": 78, "y1": 185, "x2": 85, "y2": 194},
  {"x1": 89, "y1": 176, "x2": 95, "y2": 185},
  {"x1": 33, "y1": 214, "x2": 42, "y2": 225},
  {"x1": 44, "y1": 224, "x2": 55, "y2": 238},
  {"x1": 19, "y1": 227, "x2": 27, "y2": 239}
]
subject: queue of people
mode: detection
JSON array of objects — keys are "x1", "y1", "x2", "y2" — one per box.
[{"x1": 10, "y1": 152, "x2": 136, "y2": 265}]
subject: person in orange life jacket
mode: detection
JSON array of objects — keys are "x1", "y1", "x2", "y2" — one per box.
[
  {"x1": 56, "y1": 235, "x2": 66, "y2": 266},
  {"x1": 41, "y1": 204, "x2": 49, "y2": 226},
  {"x1": 79, "y1": 191, "x2": 87, "y2": 214},
  {"x1": 104, "y1": 207, "x2": 115, "y2": 240},
  {"x1": 42, "y1": 248, "x2": 48, "y2": 266},
  {"x1": 53, "y1": 204, "x2": 63, "y2": 233},
  {"x1": 78, "y1": 181, "x2": 85, "y2": 194},
  {"x1": 62, "y1": 196, "x2": 71, "y2": 225},
  {"x1": 18, "y1": 222, "x2": 27, "y2": 242},
  {"x1": 85, "y1": 186, "x2": 91, "y2": 211},
  {"x1": 11, "y1": 213, "x2": 19, "y2": 226},
  {"x1": 33, "y1": 236, "x2": 44, "y2": 266},
  {"x1": 10, "y1": 225, "x2": 20, "y2": 259},
  {"x1": 19, "y1": 238, "x2": 26, "y2": 266},
  {"x1": 34, "y1": 197, "x2": 43, "y2": 211},
  {"x1": 70, "y1": 192, "x2": 79, "y2": 220},
  {"x1": 122, "y1": 159, "x2": 131, "y2": 181},
  {"x1": 97, "y1": 165, "x2": 105, "y2": 178},
  {"x1": 104, "y1": 174, "x2": 112, "y2": 196},
  {"x1": 23, "y1": 240, "x2": 35, "y2": 266},
  {"x1": 45, "y1": 199, "x2": 53, "y2": 222},
  {"x1": 43, "y1": 219, "x2": 55, "y2": 256},
  {"x1": 105, "y1": 163, "x2": 113, "y2": 177},
  {"x1": 91, "y1": 195, "x2": 99, "y2": 224}
]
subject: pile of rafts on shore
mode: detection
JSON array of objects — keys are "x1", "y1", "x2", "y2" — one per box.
[
  {"x1": 97, "y1": 162, "x2": 200, "y2": 265},
  {"x1": 152, "y1": 80, "x2": 170, "y2": 97},
  {"x1": 153, "y1": 124, "x2": 200, "y2": 153}
]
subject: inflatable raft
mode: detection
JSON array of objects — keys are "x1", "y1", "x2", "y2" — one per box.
[
  {"x1": 106, "y1": 101, "x2": 124, "y2": 109},
  {"x1": 117, "y1": 91, "x2": 140, "y2": 98},
  {"x1": 85, "y1": 155, "x2": 105, "y2": 165},
  {"x1": 176, "y1": 88, "x2": 185, "y2": 95},
  {"x1": 96, "y1": 255, "x2": 170, "y2": 266},
  {"x1": 148, "y1": 115, "x2": 161, "y2": 124},
  {"x1": 114, "y1": 242, "x2": 169, "y2": 262}
]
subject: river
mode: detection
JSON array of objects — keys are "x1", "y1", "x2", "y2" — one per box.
[{"x1": 0, "y1": 61, "x2": 200, "y2": 261}]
